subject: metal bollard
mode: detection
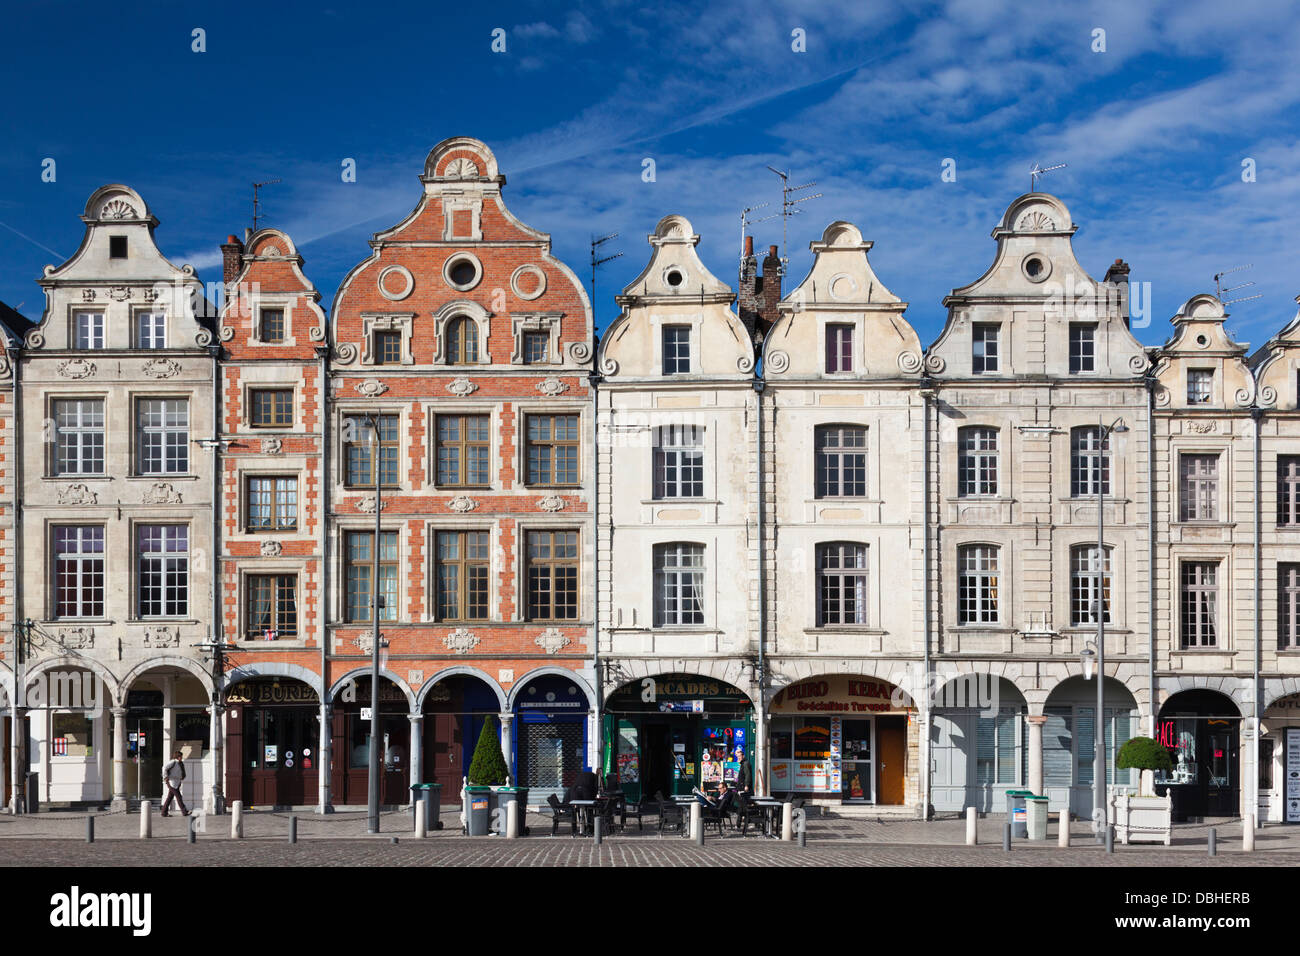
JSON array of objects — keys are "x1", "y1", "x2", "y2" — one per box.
[
  {"x1": 781, "y1": 802, "x2": 794, "y2": 842},
  {"x1": 798, "y1": 824, "x2": 807, "y2": 848},
  {"x1": 965, "y1": 807, "x2": 977, "y2": 846},
  {"x1": 139, "y1": 800, "x2": 152, "y2": 839},
  {"x1": 231, "y1": 801, "x2": 243, "y2": 839},
  {"x1": 594, "y1": 813, "x2": 604, "y2": 845},
  {"x1": 187, "y1": 818, "x2": 197, "y2": 844},
  {"x1": 1208, "y1": 827, "x2": 1217, "y2": 856},
  {"x1": 391, "y1": 837, "x2": 399, "y2": 844},
  {"x1": 1106, "y1": 824, "x2": 1114, "y2": 854},
  {"x1": 1003, "y1": 823, "x2": 1011, "y2": 852},
  {"x1": 1058, "y1": 811, "x2": 1070, "y2": 847},
  {"x1": 1243, "y1": 814, "x2": 1255, "y2": 852},
  {"x1": 695, "y1": 818, "x2": 705, "y2": 846},
  {"x1": 288, "y1": 815, "x2": 297, "y2": 844},
  {"x1": 86, "y1": 815, "x2": 94, "y2": 843}
]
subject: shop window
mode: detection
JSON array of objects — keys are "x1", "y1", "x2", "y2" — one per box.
[
  {"x1": 173, "y1": 711, "x2": 212, "y2": 756},
  {"x1": 958, "y1": 427, "x2": 999, "y2": 497},
  {"x1": 51, "y1": 713, "x2": 95, "y2": 758},
  {"x1": 1070, "y1": 426, "x2": 1110, "y2": 497},
  {"x1": 975, "y1": 709, "x2": 1022, "y2": 785},
  {"x1": 653, "y1": 425, "x2": 704, "y2": 499},
  {"x1": 815, "y1": 425, "x2": 867, "y2": 498}
]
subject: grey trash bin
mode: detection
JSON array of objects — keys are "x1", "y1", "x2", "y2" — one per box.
[
  {"x1": 1025, "y1": 795, "x2": 1049, "y2": 841},
  {"x1": 411, "y1": 783, "x2": 443, "y2": 831},
  {"x1": 465, "y1": 786, "x2": 492, "y2": 836},
  {"x1": 1005, "y1": 789, "x2": 1031, "y2": 838}
]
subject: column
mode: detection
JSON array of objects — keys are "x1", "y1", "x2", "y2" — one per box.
[
  {"x1": 207, "y1": 702, "x2": 224, "y2": 814},
  {"x1": 39, "y1": 708, "x2": 51, "y2": 806},
  {"x1": 317, "y1": 702, "x2": 332, "y2": 813},
  {"x1": 499, "y1": 713, "x2": 514, "y2": 783},
  {"x1": 9, "y1": 707, "x2": 22, "y2": 813},
  {"x1": 1027, "y1": 714, "x2": 1047, "y2": 796},
  {"x1": 408, "y1": 714, "x2": 423, "y2": 787},
  {"x1": 111, "y1": 707, "x2": 128, "y2": 810},
  {"x1": 753, "y1": 704, "x2": 767, "y2": 797}
]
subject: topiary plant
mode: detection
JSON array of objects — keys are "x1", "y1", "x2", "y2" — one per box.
[
  {"x1": 1117, "y1": 736, "x2": 1173, "y2": 795},
  {"x1": 467, "y1": 714, "x2": 509, "y2": 786}
]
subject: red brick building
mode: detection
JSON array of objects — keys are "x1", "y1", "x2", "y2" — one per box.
[{"x1": 325, "y1": 137, "x2": 595, "y2": 804}]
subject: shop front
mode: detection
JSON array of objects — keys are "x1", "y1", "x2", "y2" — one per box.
[
  {"x1": 513, "y1": 674, "x2": 589, "y2": 802},
  {"x1": 25, "y1": 664, "x2": 108, "y2": 805},
  {"x1": 1155, "y1": 689, "x2": 1240, "y2": 821},
  {"x1": 422, "y1": 674, "x2": 501, "y2": 799},
  {"x1": 930, "y1": 677, "x2": 1028, "y2": 813},
  {"x1": 1261, "y1": 692, "x2": 1300, "y2": 824},
  {"x1": 225, "y1": 677, "x2": 320, "y2": 809},
  {"x1": 332, "y1": 676, "x2": 411, "y2": 806},
  {"x1": 604, "y1": 674, "x2": 754, "y2": 803},
  {"x1": 768, "y1": 674, "x2": 911, "y2": 804}
]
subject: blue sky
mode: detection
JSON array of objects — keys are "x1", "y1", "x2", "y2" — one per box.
[{"x1": 1, "y1": 0, "x2": 1296, "y2": 347}]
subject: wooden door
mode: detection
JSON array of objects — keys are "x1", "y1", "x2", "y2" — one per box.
[
  {"x1": 427, "y1": 714, "x2": 463, "y2": 798},
  {"x1": 877, "y1": 722, "x2": 906, "y2": 805}
]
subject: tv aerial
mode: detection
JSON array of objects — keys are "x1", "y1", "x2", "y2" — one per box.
[
  {"x1": 1214, "y1": 264, "x2": 1262, "y2": 306},
  {"x1": 766, "y1": 166, "x2": 822, "y2": 268},
  {"x1": 1029, "y1": 162, "x2": 1067, "y2": 192},
  {"x1": 252, "y1": 179, "x2": 281, "y2": 233},
  {"x1": 739, "y1": 202, "x2": 779, "y2": 262},
  {"x1": 590, "y1": 233, "x2": 623, "y2": 317}
]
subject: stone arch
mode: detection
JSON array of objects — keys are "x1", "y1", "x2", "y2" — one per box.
[
  {"x1": 327, "y1": 667, "x2": 417, "y2": 713},
  {"x1": 119, "y1": 656, "x2": 215, "y2": 699},
  {"x1": 416, "y1": 665, "x2": 507, "y2": 711},
  {"x1": 1264, "y1": 678, "x2": 1300, "y2": 712},
  {"x1": 600, "y1": 658, "x2": 755, "y2": 706},
  {"x1": 1156, "y1": 675, "x2": 1253, "y2": 716},
  {"x1": 0, "y1": 663, "x2": 13, "y2": 709},
  {"x1": 224, "y1": 661, "x2": 324, "y2": 699},
  {"x1": 764, "y1": 659, "x2": 920, "y2": 710},
  {"x1": 1030, "y1": 660, "x2": 1149, "y2": 716},
  {"x1": 25, "y1": 655, "x2": 123, "y2": 707},
  {"x1": 508, "y1": 666, "x2": 597, "y2": 711}
]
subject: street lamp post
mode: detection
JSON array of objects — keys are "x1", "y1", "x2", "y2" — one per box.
[
  {"x1": 1094, "y1": 416, "x2": 1128, "y2": 842},
  {"x1": 367, "y1": 415, "x2": 383, "y2": 834}
]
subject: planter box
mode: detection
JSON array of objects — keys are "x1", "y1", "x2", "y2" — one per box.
[{"x1": 1112, "y1": 792, "x2": 1172, "y2": 846}]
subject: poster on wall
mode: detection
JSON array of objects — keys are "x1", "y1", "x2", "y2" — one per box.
[
  {"x1": 1286, "y1": 728, "x2": 1300, "y2": 824},
  {"x1": 829, "y1": 718, "x2": 842, "y2": 792}
]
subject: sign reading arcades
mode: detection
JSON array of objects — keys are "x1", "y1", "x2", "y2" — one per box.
[{"x1": 770, "y1": 675, "x2": 911, "y2": 715}]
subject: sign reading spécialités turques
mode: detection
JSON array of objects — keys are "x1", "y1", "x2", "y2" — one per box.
[{"x1": 770, "y1": 675, "x2": 908, "y2": 715}]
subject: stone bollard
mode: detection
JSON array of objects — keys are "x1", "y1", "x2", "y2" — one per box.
[
  {"x1": 1003, "y1": 823, "x2": 1011, "y2": 852},
  {"x1": 1208, "y1": 827, "x2": 1217, "y2": 857},
  {"x1": 231, "y1": 801, "x2": 243, "y2": 839},
  {"x1": 288, "y1": 815, "x2": 297, "y2": 844},
  {"x1": 415, "y1": 803, "x2": 427, "y2": 839},
  {"x1": 594, "y1": 813, "x2": 603, "y2": 846},
  {"x1": 1243, "y1": 814, "x2": 1255, "y2": 852},
  {"x1": 187, "y1": 817, "x2": 197, "y2": 844},
  {"x1": 505, "y1": 799, "x2": 518, "y2": 840},
  {"x1": 1058, "y1": 810, "x2": 1070, "y2": 848},
  {"x1": 1106, "y1": 824, "x2": 1114, "y2": 854},
  {"x1": 781, "y1": 802, "x2": 794, "y2": 842},
  {"x1": 690, "y1": 801, "x2": 702, "y2": 843},
  {"x1": 965, "y1": 807, "x2": 977, "y2": 846},
  {"x1": 86, "y1": 815, "x2": 95, "y2": 843},
  {"x1": 798, "y1": 824, "x2": 807, "y2": 848},
  {"x1": 139, "y1": 801, "x2": 152, "y2": 839}
]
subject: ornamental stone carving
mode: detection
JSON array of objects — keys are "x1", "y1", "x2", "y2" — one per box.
[
  {"x1": 107, "y1": 286, "x2": 131, "y2": 301},
  {"x1": 446, "y1": 377, "x2": 478, "y2": 396},
  {"x1": 536, "y1": 376, "x2": 568, "y2": 396},
  {"x1": 195, "y1": 329, "x2": 214, "y2": 347},
  {"x1": 357, "y1": 495, "x2": 387, "y2": 513},
  {"x1": 57, "y1": 483, "x2": 98, "y2": 506},
  {"x1": 568, "y1": 341, "x2": 592, "y2": 364},
  {"x1": 60, "y1": 627, "x2": 95, "y2": 649},
  {"x1": 766, "y1": 350, "x2": 790, "y2": 374},
  {"x1": 57, "y1": 358, "x2": 96, "y2": 379},
  {"x1": 535, "y1": 628, "x2": 570, "y2": 654},
  {"x1": 923, "y1": 353, "x2": 947, "y2": 373},
  {"x1": 143, "y1": 626, "x2": 180, "y2": 648},
  {"x1": 261, "y1": 438, "x2": 283, "y2": 454},
  {"x1": 335, "y1": 342, "x2": 358, "y2": 364},
  {"x1": 261, "y1": 540, "x2": 283, "y2": 557},
  {"x1": 142, "y1": 358, "x2": 182, "y2": 379},
  {"x1": 407, "y1": 669, "x2": 425, "y2": 686},
  {"x1": 448, "y1": 495, "x2": 478, "y2": 513},
  {"x1": 356, "y1": 379, "x2": 389, "y2": 397},
  {"x1": 446, "y1": 157, "x2": 479, "y2": 178},
  {"x1": 736, "y1": 354, "x2": 755, "y2": 374},
  {"x1": 538, "y1": 495, "x2": 566, "y2": 512},
  {"x1": 1187, "y1": 420, "x2": 1217, "y2": 434},
  {"x1": 143, "y1": 482, "x2": 182, "y2": 505},
  {"x1": 101, "y1": 199, "x2": 136, "y2": 219},
  {"x1": 897, "y1": 350, "x2": 923, "y2": 373},
  {"x1": 444, "y1": 628, "x2": 480, "y2": 654},
  {"x1": 1016, "y1": 210, "x2": 1057, "y2": 232},
  {"x1": 81, "y1": 289, "x2": 96, "y2": 302}
]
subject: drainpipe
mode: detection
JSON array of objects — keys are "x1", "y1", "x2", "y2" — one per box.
[
  {"x1": 920, "y1": 377, "x2": 935, "y2": 819},
  {"x1": 1146, "y1": 376, "x2": 1158, "y2": 737},
  {"x1": 9, "y1": 347, "x2": 22, "y2": 813},
  {"x1": 209, "y1": 341, "x2": 224, "y2": 814},
  {"x1": 318, "y1": 344, "x2": 332, "y2": 813},
  {"x1": 1252, "y1": 405, "x2": 1263, "y2": 819},
  {"x1": 753, "y1": 376, "x2": 767, "y2": 795},
  {"x1": 589, "y1": 369, "x2": 602, "y2": 778}
]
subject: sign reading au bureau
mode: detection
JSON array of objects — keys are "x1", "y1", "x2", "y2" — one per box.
[{"x1": 769, "y1": 675, "x2": 909, "y2": 714}]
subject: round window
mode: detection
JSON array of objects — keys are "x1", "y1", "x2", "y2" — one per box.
[
  {"x1": 1195, "y1": 334, "x2": 1209, "y2": 347},
  {"x1": 449, "y1": 260, "x2": 477, "y2": 286},
  {"x1": 1021, "y1": 254, "x2": 1051, "y2": 283},
  {"x1": 1025, "y1": 257, "x2": 1044, "y2": 278},
  {"x1": 443, "y1": 253, "x2": 482, "y2": 291},
  {"x1": 666, "y1": 269, "x2": 684, "y2": 287}
]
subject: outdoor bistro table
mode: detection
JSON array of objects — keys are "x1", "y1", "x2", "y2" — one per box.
[
  {"x1": 569, "y1": 799, "x2": 597, "y2": 836},
  {"x1": 748, "y1": 797, "x2": 783, "y2": 837}
]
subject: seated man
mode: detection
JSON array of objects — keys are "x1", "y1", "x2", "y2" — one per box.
[{"x1": 692, "y1": 786, "x2": 718, "y2": 808}]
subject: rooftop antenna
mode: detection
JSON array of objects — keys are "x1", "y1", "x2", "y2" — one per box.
[
  {"x1": 252, "y1": 179, "x2": 281, "y2": 233},
  {"x1": 590, "y1": 233, "x2": 622, "y2": 322},
  {"x1": 766, "y1": 166, "x2": 822, "y2": 270},
  {"x1": 740, "y1": 202, "x2": 779, "y2": 263},
  {"x1": 1029, "y1": 162, "x2": 1067, "y2": 192},
  {"x1": 1214, "y1": 264, "x2": 1262, "y2": 305}
]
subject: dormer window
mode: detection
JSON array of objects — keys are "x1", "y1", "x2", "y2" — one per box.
[
  {"x1": 373, "y1": 330, "x2": 402, "y2": 365},
  {"x1": 826, "y1": 324, "x2": 854, "y2": 373},
  {"x1": 972, "y1": 324, "x2": 999, "y2": 374},
  {"x1": 663, "y1": 325, "x2": 691, "y2": 375},
  {"x1": 75, "y1": 312, "x2": 105, "y2": 350},
  {"x1": 1188, "y1": 369, "x2": 1213, "y2": 404},
  {"x1": 109, "y1": 236, "x2": 127, "y2": 259},
  {"x1": 259, "y1": 308, "x2": 285, "y2": 343},
  {"x1": 446, "y1": 316, "x2": 479, "y2": 364},
  {"x1": 523, "y1": 331, "x2": 549, "y2": 364}
]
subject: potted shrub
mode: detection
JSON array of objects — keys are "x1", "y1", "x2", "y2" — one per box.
[
  {"x1": 1112, "y1": 736, "x2": 1174, "y2": 845},
  {"x1": 463, "y1": 716, "x2": 509, "y2": 836}
]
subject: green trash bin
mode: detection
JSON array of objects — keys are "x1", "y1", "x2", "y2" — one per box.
[
  {"x1": 496, "y1": 786, "x2": 530, "y2": 836},
  {"x1": 410, "y1": 782, "x2": 443, "y2": 831},
  {"x1": 1025, "y1": 795, "x2": 1049, "y2": 841},
  {"x1": 465, "y1": 786, "x2": 493, "y2": 836},
  {"x1": 1005, "y1": 790, "x2": 1032, "y2": 838}
]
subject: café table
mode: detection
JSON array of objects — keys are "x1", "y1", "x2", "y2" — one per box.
[
  {"x1": 569, "y1": 799, "x2": 597, "y2": 836},
  {"x1": 748, "y1": 797, "x2": 784, "y2": 838}
]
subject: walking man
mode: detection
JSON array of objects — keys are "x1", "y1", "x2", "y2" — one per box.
[{"x1": 161, "y1": 750, "x2": 189, "y2": 817}]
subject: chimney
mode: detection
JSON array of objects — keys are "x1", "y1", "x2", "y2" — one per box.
[
  {"x1": 756, "y1": 245, "x2": 783, "y2": 339},
  {"x1": 738, "y1": 235, "x2": 760, "y2": 341},
  {"x1": 1104, "y1": 257, "x2": 1131, "y2": 328},
  {"x1": 221, "y1": 234, "x2": 245, "y2": 287}
]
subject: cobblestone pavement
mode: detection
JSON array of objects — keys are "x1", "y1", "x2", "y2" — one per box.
[{"x1": 1, "y1": 807, "x2": 1296, "y2": 866}]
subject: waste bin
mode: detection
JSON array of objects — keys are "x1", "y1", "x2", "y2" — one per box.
[
  {"x1": 1005, "y1": 790, "x2": 1031, "y2": 838},
  {"x1": 1025, "y1": 796, "x2": 1049, "y2": 841},
  {"x1": 465, "y1": 786, "x2": 493, "y2": 836},
  {"x1": 496, "y1": 786, "x2": 530, "y2": 836},
  {"x1": 411, "y1": 782, "x2": 443, "y2": 831}
]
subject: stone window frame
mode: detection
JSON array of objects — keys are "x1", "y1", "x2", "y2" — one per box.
[
  {"x1": 338, "y1": 523, "x2": 403, "y2": 625},
  {"x1": 241, "y1": 570, "x2": 302, "y2": 643},
  {"x1": 425, "y1": 516, "x2": 499, "y2": 624},
  {"x1": 431, "y1": 301, "x2": 491, "y2": 366},
  {"x1": 510, "y1": 313, "x2": 564, "y2": 366},
  {"x1": 441, "y1": 195, "x2": 483, "y2": 241},
  {"x1": 650, "y1": 314, "x2": 703, "y2": 377},
  {"x1": 360, "y1": 313, "x2": 415, "y2": 366},
  {"x1": 240, "y1": 295, "x2": 298, "y2": 347}
]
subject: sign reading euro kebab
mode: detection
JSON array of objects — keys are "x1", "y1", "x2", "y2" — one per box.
[{"x1": 769, "y1": 675, "x2": 909, "y2": 715}]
